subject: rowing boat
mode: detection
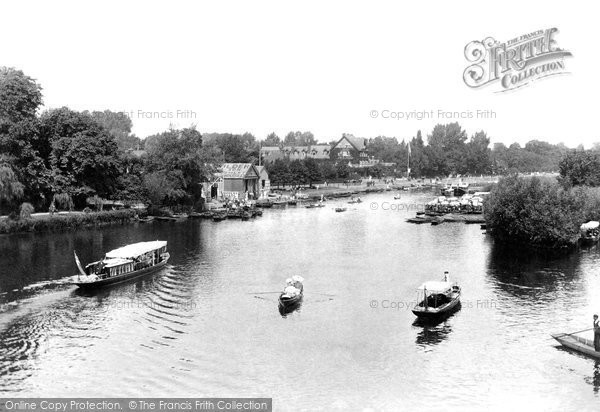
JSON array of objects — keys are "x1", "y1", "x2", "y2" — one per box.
[{"x1": 552, "y1": 332, "x2": 600, "y2": 359}]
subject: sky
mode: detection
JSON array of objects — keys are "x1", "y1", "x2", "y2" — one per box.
[{"x1": 1, "y1": 0, "x2": 597, "y2": 147}]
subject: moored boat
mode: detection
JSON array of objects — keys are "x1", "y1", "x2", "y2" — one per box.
[
  {"x1": 580, "y1": 221, "x2": 600, "y2": 244},
  {"x1": 552, "y1": 332, "x2": 600, "y2": 360},
  {"x1": 73, "y1": 241, "x2": 169, "y2": 289},
  {"x1": 412, "y1": 273, "x2": 461, "y2": 319},
  {"x1": 212, "y1": 213, "x2": 227, "y2": 221}
]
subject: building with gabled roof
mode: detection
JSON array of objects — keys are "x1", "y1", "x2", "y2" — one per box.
[
  {"x1": 330, "y1": 134, "x2": 369, "y2": 162},
  {"x1": 221, "y1": 163, "x2": 260, "y2": 199}
]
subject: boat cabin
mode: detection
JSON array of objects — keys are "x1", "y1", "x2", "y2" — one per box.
[
  {"x1": 416, "y1": 280, "x2": 453, "y2": 309},
  {"x1": 580, "y1": 221, "x2": 600, "y2": 239},
  {"x1": 84, "y1": 241, "x2": 168, "y2": 279}
]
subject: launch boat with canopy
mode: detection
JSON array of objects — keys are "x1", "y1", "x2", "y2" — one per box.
[
  {"x1": 73, "y1": 241, "x2": 169, "y2": 289},
  {"x1": 412, "y1": 273, "x2": 461, "y2": 319}
]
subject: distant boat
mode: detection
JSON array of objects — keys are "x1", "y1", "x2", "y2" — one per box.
[
  {"x1": 305, "y1": 202, "x2": 325, "y2": 209},
  {"x1": 552, "y1": 332, "x2": 600, "y2": 360},
  {"x1": 255, "y1": 199, "x2": 273, "y2": 208},
  {"x1": 73, "y1": 241, "x2": 169, "y2": 289},
  {"x1": 412, "y1": 274, "x2": 461, "y2": 320},
  {"x1": 335, "y1": 207, "x2": 347, "y2": 212},
  {"x1": 212, "y1": 213, "x2": 227, "y2": 222},
  {"x1": 393, "y1": 194, "x2": 402, "y2": 199},
  {"x1": 580, "y1": 221, "x2": 600, "y2": 244}
]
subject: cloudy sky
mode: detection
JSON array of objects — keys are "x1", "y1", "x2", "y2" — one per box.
[{"x1": 2, "y1": 0, "x2": 596, "y2": 147}]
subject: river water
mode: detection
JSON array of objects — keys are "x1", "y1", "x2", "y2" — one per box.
[{"x1": 1, "y1": 191, "x2": 599, "y2": 411}]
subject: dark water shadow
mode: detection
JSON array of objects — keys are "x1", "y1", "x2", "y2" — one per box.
[
  {"x1": 412, "y1": 303, "x2": 460, "y2": 347},
  {"x1": 487, "y1": 242, "x2": 584, "y2": 298}
]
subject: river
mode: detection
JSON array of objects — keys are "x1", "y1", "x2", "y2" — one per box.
[{"x1": 1, "y1": 190, "x2": 599, "y2": 411}]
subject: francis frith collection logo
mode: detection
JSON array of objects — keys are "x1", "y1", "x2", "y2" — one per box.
[{"x1": 463, "y1": 28, "x2": 572, "y2": 92}]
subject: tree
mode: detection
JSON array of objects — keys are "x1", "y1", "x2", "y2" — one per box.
[
  {"x1": 0, "y1": 158, "x2": 24, "y2": 212},
  {"x1": 86, "y1": 110, "x2": 139, "y2": 151},
  {"x1": 264, "y1": 132, "x2": 280, "y2": 146},
  {"x1": 267, "y1": 159, "x2": 291, "y2": 188},
  {"x1": 145, "y1": 127, "x2": 220, "y2": 208},
  {"x1": 40, "y1": 108, "x2": 121, "y2": 203},
  {"x1": 19, "y1": 202, "x2": 34, "y2": 219},
  {"x1": 289, "y1": 160, "x2": 307, "y2": 185},
  {"x1": 0, "y1": 67, "x2": 47, "y2": 208},
  {"x1": 0, "y1": 67, "x2": 43, "y2": 123},
  {"x1": 303, "y1": 158, "x2": 322, "y2": 187},
  {"x1": 368, "y1": 136, "x2": 400, "y2": 163},
  {"x1": 283, "y1": 131, "x2": 316, "y2": 146},
  {"x1": 559, "y1": 150, "x2": 600, "y2": 187},
  {"x1": 426, "y1": 123, "x2": 468, "y2": 176},
  {"x1": 464, "y1": 131, "x2": 491, "y2": 175}
]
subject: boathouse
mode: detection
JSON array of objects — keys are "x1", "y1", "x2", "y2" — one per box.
[
  {"x1": 221, "y1": 163, "x2": 260, "y2": 200},
  {"x1": 255, "y1": 165, "x2": 271, "y2": 198}
]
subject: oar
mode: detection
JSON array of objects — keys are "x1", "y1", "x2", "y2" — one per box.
[
  {"x1": 247, "y1": 291, "x2": 281, "y2": 295},
  {"x1": 553, "y1": 327, "x2": 595, "y2": 338}
]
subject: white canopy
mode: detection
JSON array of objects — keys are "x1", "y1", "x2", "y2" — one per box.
[
  {"x1": 417, "y1": 281, "x2": 452, "y2": 294},
  {"x1": 581, "y1": 221, "x2": 600, "y2": 230},
  {"x1": 106, "y1": 241, "x2": 167, "y2": 259}
]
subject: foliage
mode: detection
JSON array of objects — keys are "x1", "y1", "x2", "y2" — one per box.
[
  {"x1": 264, "y1": 132, "x2": 280, "y2": 146},
  {"x1": 0, "y1": 158, "x2": 24, "y2": 207},
  {"x1": 53, "y1": 193, "x2": 74, "y2": 211},
  {"x1": 484, "y1": 175, "x2": 594, "y2": 249},
  {"x1": 19, "y1": 202, "x2": 34, "y2": 220},
  {"x1": 558, "y1": 150, "x2": 600, "y2": 187},
  {"x1": 40, "y1": 107, "x2": 121, "y2": 202},
  {"x1": 87, "y1": 195, "x2": 104, "y2": 211},
  {"x1": 202, "y1": 132, "x2": 258, "y2": 163},
  {"x1": 85, "y1": 110, "x2": 139, "y2": 151},
  {"x1": 0, "y1": 209, "x2": 137, "y2": 234},
  {"x1": 283, "y1": 131, "x2": 316, "y2": 146}
]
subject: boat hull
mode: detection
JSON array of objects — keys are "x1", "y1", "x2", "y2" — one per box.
[
  {"x1": 73, "y1": 258, "x2": 169, "y2": 289},
  {"x1": 552, "y1": 333, "x2": 600, "y2": 359},
  {"x1": 412, "y1": 293, "x2": 461, "y2": 319},
  {"x1": 278, "y1": 292, "x2": 303, "y2": 307}
]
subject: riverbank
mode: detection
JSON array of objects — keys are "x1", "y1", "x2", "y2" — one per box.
[{"x1": 0, "y1": 209, "x2": 138, "y2": 235}]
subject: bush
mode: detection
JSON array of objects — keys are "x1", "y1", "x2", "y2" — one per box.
[
  {"x1": 19, "y1": 202, "x2": 34, "y2": 220},
  {"x1": 0, "y1": 209, "x2": 137, "y2": 234},
  {"x1": 484, "y1": 175, "x2": 594, "y2": 249}
]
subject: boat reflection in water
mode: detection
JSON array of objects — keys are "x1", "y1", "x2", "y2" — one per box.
[
  {"x1": 588, "y1": 361, "x2": 600, "y2": 394},
  {"x1": 413, "y1": 316, "x2": 456, "y2": 347}
]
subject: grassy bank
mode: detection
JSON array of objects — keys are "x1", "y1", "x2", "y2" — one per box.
[{"x1": 0, "y1": 209, "x2": 138, "y2": 235}]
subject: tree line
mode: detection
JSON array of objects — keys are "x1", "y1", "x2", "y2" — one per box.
[{"x1": 0, "y1": 66, "x2": 589, "y2": 217}]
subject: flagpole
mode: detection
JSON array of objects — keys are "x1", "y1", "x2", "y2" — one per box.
[{"x1": 407, "y1": 143, "x2": 411, "y2": 179}]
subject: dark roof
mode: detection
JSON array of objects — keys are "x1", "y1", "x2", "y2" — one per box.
[
  {"x1": 335, "y1": 134, "x2": 368, "y2": 151},
  {"x1": 255, "y1": 165, "x2": 269, "y2": 178}
]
